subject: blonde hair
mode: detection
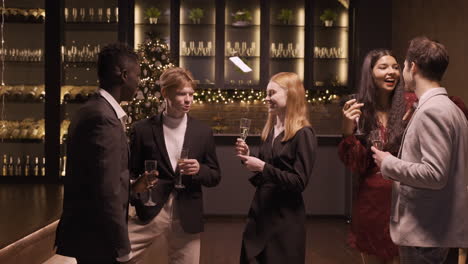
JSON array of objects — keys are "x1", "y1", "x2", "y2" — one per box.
[
  {"x1": 261, "y1": 72, "x2": 311, "y2": 142},
  {"x1": 159, "y1": 67, "x2": 196, "y2": 94}
]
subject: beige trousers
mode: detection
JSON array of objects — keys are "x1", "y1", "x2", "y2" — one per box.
[{"x1": 128, "y1": 193, "x2": 201, "y2": 264}]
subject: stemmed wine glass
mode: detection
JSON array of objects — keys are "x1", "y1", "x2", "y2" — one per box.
[
  {"x1": 347, "y1": 94, "x2": 364, "y2": 136},
  {"x1": 175, "y1": 148, "x2": 189, "y2": 189},
  {"x1": 240, "y1": 118, "x2": 251, "y2": 141},
  {"x1": 369, "y1": 129, "x2": 383, "y2": 150},
  {"x1": 144, "y1": 160, "x2": 158, "y2": 206}
]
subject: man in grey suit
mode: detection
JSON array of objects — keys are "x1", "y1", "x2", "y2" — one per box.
[
  {"x1": 55, "y1": 43, "x2": 143, "y2": 264},
  {"x1": 372, "y1": 36, "x2": 468, "y2": 263}
]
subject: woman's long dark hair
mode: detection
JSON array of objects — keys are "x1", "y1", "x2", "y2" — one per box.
[{"x1": 357, "y1": 49, "x2": 406, "y2": 154}]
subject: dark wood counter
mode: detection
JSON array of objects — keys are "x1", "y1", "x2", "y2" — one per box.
[{"x1": 0, "y1": 184, "x2": 63, "y2": 249}]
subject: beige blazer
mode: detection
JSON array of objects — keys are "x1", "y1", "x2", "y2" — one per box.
[{"x1": 381, "y1": 88, "x2": 468, "y2": 247}]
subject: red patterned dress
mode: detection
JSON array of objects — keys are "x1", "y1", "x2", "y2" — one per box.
[{"x1": 338, "y1": 92, "x2": 417, "y2": 260}]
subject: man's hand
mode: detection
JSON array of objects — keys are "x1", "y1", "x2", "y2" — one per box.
[
  {"x1": 179, "y1": 159, "x2": 200, "y2": 175},
  {"x1": 238, "y1": 154, "x2": 265, "y2": 172},
  {"x1": 131, "y1": 171, "x2": 158, "y2": 193},
  {"x1": 371, "y1": 146, "x2": 391, "y2": 168}
]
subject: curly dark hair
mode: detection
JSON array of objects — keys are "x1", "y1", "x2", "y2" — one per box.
[
  {"x1": 356, "y1": 49, "x2": 407, "y2": 154},
  {"x1": 97, "y1": 43, "x2": 139, "y2": 87}
]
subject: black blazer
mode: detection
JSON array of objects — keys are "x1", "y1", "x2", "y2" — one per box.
[
  {"x1": 130, "y1": 113, "x2": 221, "y2": 234},
  {"x1": 241, "y1": 127, "x2": 317, "y2": 264},
  {"x1": 55, "y1": 94, "x2": 131, "y2": 261}
]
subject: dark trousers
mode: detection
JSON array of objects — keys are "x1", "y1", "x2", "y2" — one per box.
[
  {"x1": 399, "y1": 246, "x2": 450, "y2": 264},
  {"x1": 76, "y1": 258, "x2": 119, "y2": 264},
  {"x1": 240, "y1": 239, "x2": 305, "y2": 264}
]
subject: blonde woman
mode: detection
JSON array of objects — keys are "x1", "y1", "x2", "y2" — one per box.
[{"x1": 236, "y1": 72, "x2": 317, "y2": 264}]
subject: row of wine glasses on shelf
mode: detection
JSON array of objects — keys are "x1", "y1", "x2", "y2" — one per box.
[
  {"x1": 180, "y1": 41, "x2": 213, "y2": 56},
  {"x1": 225, "y1": 41, "x2": 257, "y2": 57},
  {"x1": 61, "y1": 44, "x2": 101, "y2": 63},
  {"x1": 1, "y1": 48, "x2": 43, "y2": 62},
  {"x1": 0, "y1": 44, "x2": 101, "y2": 63},
  {"x1": 64, "y1": 7, "x2": 118, "y2": 23},
  {"x1": 270, "y1": 43, "x2": 303, "y2": 58},
  {"x1": 313, "y1": 47, "x2": 345, "y2": 59},
  {"x1": 1, "y1": 154, "x2": 46, "y2": 177}
]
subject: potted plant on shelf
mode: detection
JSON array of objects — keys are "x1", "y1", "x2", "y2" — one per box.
[
  {"x1": 277, "y1": 8, "x2": 293, "y2": 25},
  {"x1": 319, "y1": 9, "x2": 337, "y2": 27},
  {"x1": 145, "y1": 7, "x2": 161, "y2": 24},
  {"x1": 232, "y1": 9, "x2": 252, "y2": 27},
  {"x1": 188, "y1": 8, "x2": 204, "y2": 24}
]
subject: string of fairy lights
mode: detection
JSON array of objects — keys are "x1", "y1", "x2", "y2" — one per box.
[
  {"x1": 192, "y1": 88, "x2": 339, "y2": 104},
  {"x1": 1, "y1": 0, "x2": 6, "y2": 136}
]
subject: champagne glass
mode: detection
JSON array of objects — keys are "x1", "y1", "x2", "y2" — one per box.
[
  {"x1": 144, "y1": 160, "x2": 157, "y2": 206},
  {"x1": 79, "y1": 8, "x2": 86, "y2": 22},
  {"x1": 72, "y1": 8, "x2": 77, "y2": 22},
  {"x1": 106, "y1": 8, "x2": 111, "y2": 23},
  {"x1": 347, "y1": 94, "x2": 364, "y2": 136},
  {"x1": 175, "y1": 148, "x2": 189, "y2": 189},
  {"x1": 240, "y1": 118, "x2": 251, "y2": 141},
  {"x1": 369, "y1": 129, "x2": 383, "y2": 150},
  {"x1": 64, "y1": 8, "x2": 69, "y2": 22},
  {"x1": 88, "y1": 8, "x2": 95, "y2": 22},
  {"x1": 97, "y1": 8, "x2": 103, "y2": 22}
]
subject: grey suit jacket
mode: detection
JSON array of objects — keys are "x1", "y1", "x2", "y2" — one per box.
[{"x1": 381, "y1": 88, "x2": 468, "y2": 247}]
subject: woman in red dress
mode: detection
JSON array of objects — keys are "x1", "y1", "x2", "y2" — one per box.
[{"x1": 338, "y1": 49, "x2": 417, "y2": 264}]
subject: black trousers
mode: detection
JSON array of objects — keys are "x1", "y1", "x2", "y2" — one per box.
[{"x1": 76, "y1": 257, "x2": 120, "y2": 264}]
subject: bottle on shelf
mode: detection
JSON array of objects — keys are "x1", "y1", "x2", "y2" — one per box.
[
  {"x1": 8, "y1": 156, "x2": 14, "y2": 176},
  {"x1": 34, "y1": 156, "x2": 40, "y2": 176},
  {"x1": 2, "y1": 154, "x2": 7, "y2": 176},
  {"x1": 60, "y1": 155, "x2": 67, "y2": 177},
  {"x1": 15, "y1": 157, "x2": 22, "y2": 176},
  {"x1": 39, "y1": 90, "x2": 46, "y2": 102},
  {"x1": 25, "y1": 155, "x2": 31, "y2": 176},
  {"x1": 25, "y1": 86, "x2": 38, "y2": 102},
  {"x1": 41, "y1": 157, "x2": 46, "y2": 176}
]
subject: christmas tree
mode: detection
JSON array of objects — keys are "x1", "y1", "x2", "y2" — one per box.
[{"x1": 125, "y1": 33, "x2": 173, "y2": 127}]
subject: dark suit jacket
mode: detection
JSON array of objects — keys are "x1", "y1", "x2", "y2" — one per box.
[
  {"x1": 241, "y1": 127, "x2": 317, "y2": 264},
  {"x1": 55, "y1": 94, "x2": 131, "y2": 261},
  {"x1": 129, "y1": 113, "x2": 221, "y2": 234}
]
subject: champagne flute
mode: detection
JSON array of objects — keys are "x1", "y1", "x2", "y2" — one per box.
[
  {"x1": 347, "y1": 94, "x2": 364, "y2": 136},
  {"x1": 144, "y1": 160, "x2": 157, "y2": 206},
  {"x1": 240, "y1": 118, "x2": 251, "y2": 141},
  {"x1": 175, "y1": 148, "x2": 189, "y2": 189},
  {"x1": 369, "y1": 129, "x2": 383, "y2": 150}
]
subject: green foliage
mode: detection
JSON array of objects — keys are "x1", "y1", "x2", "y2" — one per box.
[
  {"x1": 277, "y1": 8, "x2": 293, "y2": 24},
  {"x1": 189, "y1": 8, "x2": 204, "y2": 22},
  {"x1": 144, "y1": 7, "x2": 161, "y2": 19},
  {"x1": 232, "y1": 9, "x2": 252, "y2": 23},
  {"x1": 320, "y1": 9, "x2": 337, "y2": 22}
]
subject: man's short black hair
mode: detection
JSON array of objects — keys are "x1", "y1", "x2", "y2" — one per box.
[{"x1": 97, "y1": 43, "x2": 139, "y2": 86}]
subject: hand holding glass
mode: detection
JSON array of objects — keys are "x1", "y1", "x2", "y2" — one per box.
[
  {"x1": 240, "y1": 118, "x2": 251, "y2": 141},
  {"x1": 175, "y1": 148, "x2": 189, "y2": 189},
  {"x1": 369, "y1": 130, "x2": 383, "y2": 150},
  {"x1": 144, "y1": 160, "x2": 157, "y2": 206},
  {"x1": 347, "y1": 94, "x2": 364, "y2": 136}
]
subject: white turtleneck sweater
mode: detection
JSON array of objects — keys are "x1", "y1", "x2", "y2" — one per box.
[{"x1": 162, "y1": 112, "x2": 188, "y2": 171}]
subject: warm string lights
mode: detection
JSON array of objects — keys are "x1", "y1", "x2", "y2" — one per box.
[
  {"x1": 1, "y1": 0, "x2": 6, "y2": 141},
  {"x1": 192, "y1": 88, "x2": 340, "y2": 104}
]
